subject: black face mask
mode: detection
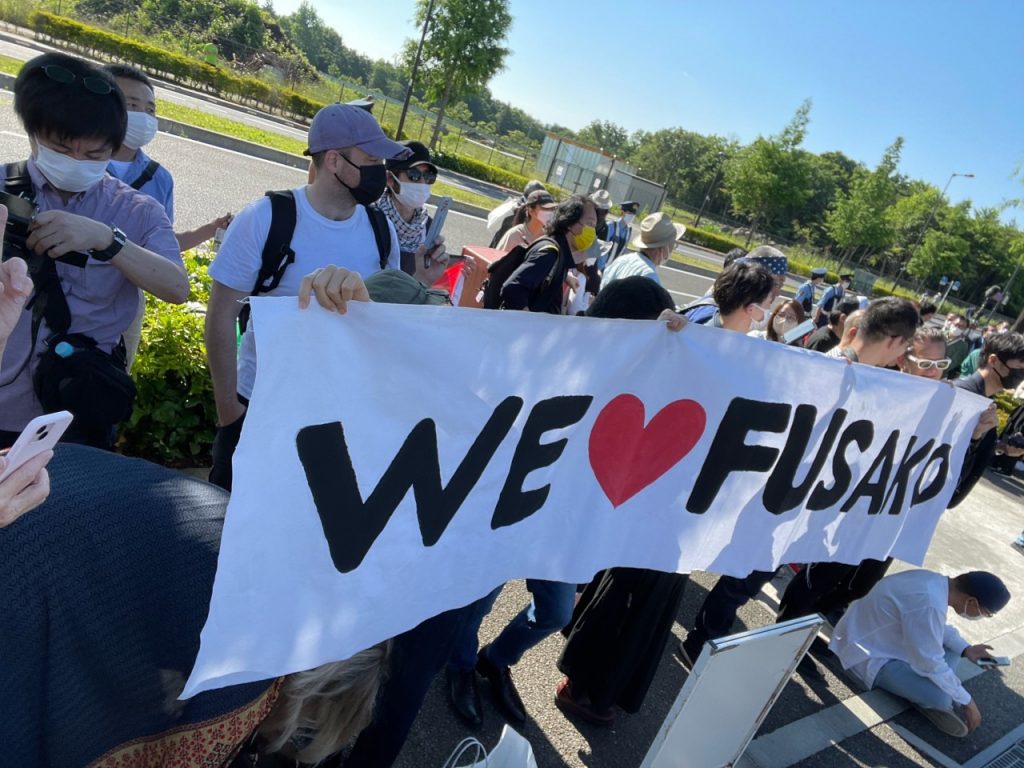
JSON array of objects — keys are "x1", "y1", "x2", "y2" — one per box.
[
  {"x1": 335, "y1": 153, "x2": 387, "y2": 206},
  {"x1": 999, "y1": 358, "x2": 1024, "y2": 389}
]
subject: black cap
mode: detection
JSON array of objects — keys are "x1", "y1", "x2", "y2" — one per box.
[
  {"x1": 839, "y1": 272, "x2": 854, "y2": 280},
  {"x1": 963, "y1": 571, "x2": 1011, "y2": 614},
  {"x1": 386, "y1": 140, "x2": 438, "y2": 174},
  {"x1": 621, "y1": 201, "x2": 640, "y2": 213}
]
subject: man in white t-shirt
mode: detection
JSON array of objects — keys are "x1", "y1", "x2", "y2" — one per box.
[{"x1": 204, "y1": 104, "x2": 447, "y2": 490}]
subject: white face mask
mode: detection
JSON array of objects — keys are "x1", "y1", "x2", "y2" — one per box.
[
  {"x1": 773, "y1": 315, "x2": 797, "y2": 334},
  {"x1": 395, "y1": 181, "x2": 432, "y2": 209},
  {"x1": 123, "y1": 111, "x2": 159, "y2": 150},
  {"x1": 947, "y1": 326, "x2": 964, "y2": 339},
  {"x1": 535, "y1": 209, "x2": 554, "y2": 225},
  {"x1": 621, "y1": 213, "x2": 635, "y2": 226},
  {"x1": 34, "y1": 143, "x2": 108, "y2": 193},
  {"x1": 749, "y1": 303, "x2": 771, "y2": 332}
]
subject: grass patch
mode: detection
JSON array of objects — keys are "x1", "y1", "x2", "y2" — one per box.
[
  {"x1": 158, "y1": 101, "x2": 307, "y2": 156},
  {"x1": 0, "y1": 53, "x2": 25, "y2": 75}
]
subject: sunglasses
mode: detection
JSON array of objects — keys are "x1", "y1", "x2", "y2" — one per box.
[
  {"x1": 401, "y1": 168, "x2": 437, "y2": 184},
  {"x1": 39, "y1": 64, "x2": 114, "y2": 95},
  {"x1": 905, "y1": 353, "x2": 951, "y2": 371}
]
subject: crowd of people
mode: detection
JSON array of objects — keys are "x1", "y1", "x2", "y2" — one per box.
[{"x1": 0, "y1": 51, "x2": 1021, "y2": 766}]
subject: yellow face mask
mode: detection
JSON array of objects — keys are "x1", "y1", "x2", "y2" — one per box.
[{"x1": 572, "y1": 225, "x2": 597, "y2": 252}]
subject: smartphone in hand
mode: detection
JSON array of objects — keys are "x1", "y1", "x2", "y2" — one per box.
[
  {"x1": 423, "y1": 197, "x2": 450, "y2": 268},
  {"x1": 0, "y1": 410, "x2": 72, "y2": 483}
]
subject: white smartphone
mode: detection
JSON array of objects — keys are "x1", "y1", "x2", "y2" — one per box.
[
  {"x1": 0, "y1": 410, "x2": 73, "y2": 483},
  {"x1": 976, "y1": 656, "x2": 1011, "y2": 667},
  {"x1": 784, "y1": 318, "x2": 816, "y2": 345},
  {"x1": 424, "y1": 196, "x2": 450, "y2": 267}
]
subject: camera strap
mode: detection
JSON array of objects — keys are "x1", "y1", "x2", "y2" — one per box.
[{"x1": 4, "y1": 161, "x2": 71, "y2": 348}]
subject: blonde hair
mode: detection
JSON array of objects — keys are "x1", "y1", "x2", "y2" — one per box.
[{"x1": 258, "y1": 641, "x2": 391, "y2": 763}]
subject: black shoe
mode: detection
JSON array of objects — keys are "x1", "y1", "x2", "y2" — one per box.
[
  {"x1": 476, "y1": 647, "x2": 527, "y2": 722},
  {"x1": 676, "y1": 640, "x2": 699, "y2": 670},
  {"x1": 446, "y1": 667, "x2": 483, "y2": 729}
]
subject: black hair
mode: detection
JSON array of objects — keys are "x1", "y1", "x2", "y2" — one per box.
[
  {"x1": 545, "y1": 195, "x2": 594, "y2": 238},
  {"x1": 858, "y1": 297, "x2": 920, "y2": 344},
  {"x1": 829, "y1": 295, "x2": 861, "y2": 327},
  {"x1": 103, "y1": 63, "x2": 153, "y2": 91},
  {"x1": 15, "y1": 53, "x2": 126, "y2": 151},
  {"x1": 919, "y1": 301, "x2": 937, "y2": 317},
  {"x1": 712, "y1": 260, "x2": 774, "y2": 316},
  {"x1": 980, "y1": 331, "x2": 1024, "y2": 369},
  {"x1": 587, "y1": 276, "x2": 675, "y2": 320},
  {"x1": 311, "y1": 150, "x2": 328, "y2": 169},
  {"x1": 723, "y1": 247, "x2": 747, "y2": 268}
]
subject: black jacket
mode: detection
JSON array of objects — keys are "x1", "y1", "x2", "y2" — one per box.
[{"x1": 499, "y1": 234, "x2": 573, "y2": 314}]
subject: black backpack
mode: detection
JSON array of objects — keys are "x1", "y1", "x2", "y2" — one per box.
[
  {"x1": 238, "y1": 190, "x2": 393, "y2": 332},
  {"x1": 481, "y1": 237, "x2": 560, "y2": 310}
]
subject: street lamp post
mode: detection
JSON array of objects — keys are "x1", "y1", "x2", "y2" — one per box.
[
  {"x1": 897, "y1": 171, "x2": 974, "y2": 284},
  {"x1": 396, "y1": 0, "x2": 436, "y2": 141}
]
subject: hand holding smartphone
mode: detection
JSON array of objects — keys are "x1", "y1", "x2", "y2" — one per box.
[
  {"x1": 424, "y1": 197, "x2": 450, "y2": 268},
  {"x1": 0, "y1": 411, "x2": 72, "y2": 484},
  {"x1": 976, "y1": 656, "x2": 1011, "y2": 667}
]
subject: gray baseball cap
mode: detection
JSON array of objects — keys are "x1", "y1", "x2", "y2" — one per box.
[{"x1": 305, "y1": 103, "x2": 411, "y2": 159}]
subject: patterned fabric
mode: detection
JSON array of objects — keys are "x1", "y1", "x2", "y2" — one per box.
[
  {"x1": 740, "y1": 253, "x2": 788, "y2": 275},
  {"x1": 376, "y1": 191, "x2": 428, "y2": 254},
  {"x1": 0, "y1": 445, "x2": 278, "y2": 767}
]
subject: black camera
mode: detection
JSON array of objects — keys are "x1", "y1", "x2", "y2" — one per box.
[{"x1": 1, "y1": 190, "x2": 87, "y2": 268}]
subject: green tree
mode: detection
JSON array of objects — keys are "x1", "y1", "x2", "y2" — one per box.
[
  {"x1": 724, "y1": 100, "x2": 813, "y2": 245},
  {"x1": 906, "y1": 229, "x2": 968, "y2": 284},
  {"x1": 575, "y1": 120, "x2": 634, "y2": 158},
  {"x1": 825, "y1": 137, "x2": 904, "y2": 265},
  {"x1": 407, "y1": 0, "x2": 512, "y2": 149},
  {"x1": 630, "y1": 128, "x2": 734, "y2": 209}
]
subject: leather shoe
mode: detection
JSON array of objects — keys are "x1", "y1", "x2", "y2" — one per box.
[
  {"x1": 476, "y1": 647, "x2": 527, "y2": 722},
  {"x1": 446, "y1": 667, "x2": 483, "y2": 729}
]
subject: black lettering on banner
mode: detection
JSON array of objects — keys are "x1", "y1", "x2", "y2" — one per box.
[
  {"x1": 841, "y1": 429, "x2": 900, "y2": 515},
  {"x1": 685, "y1": 398, "x2": 790, "y2": 515},
  {"x1": 762, "y1": 406, "x2": 847, "y2": 514},
  {"x1": 296, "y1": 396, "x2": 524, "y2": 573},
  {"x1": 912, "y1": 444, "x2": 952, "y2": 505},
  {"x1": 807, "y1": 420, "x2": 874, "y2": 510},
  {"x1": 491, "y1": 395, "x2": 594, "y2": 530},
  {"x1": 881, "y1": 436, "x2": 935, "y2": 515}
]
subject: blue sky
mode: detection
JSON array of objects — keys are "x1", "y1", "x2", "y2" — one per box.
[{"x1": 270, "y1": 1, "x2": 1023, "y2": 222}]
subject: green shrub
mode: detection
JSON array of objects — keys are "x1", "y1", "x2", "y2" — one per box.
[
  {"x1": 120, "y1": 249, "x2": 215, "y2": 467},
  {"x1": 432, "y1": 148, "x2": 532, "y2": 193},
  {"x1": 681, "y1": 225, "x2": 747, "y2": 254}
]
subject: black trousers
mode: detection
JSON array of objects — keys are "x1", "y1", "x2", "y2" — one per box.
[
  {"x1": 340, "y1": 604, "x2": 475, "y2": 768},
  {"x1": 683, "y1": 569, "x2": 776, "y2": 655},
  {"x1": 777, "y1": 558, "x2": 893, "y2": 623},
  {"x1": 207, "y1": 396, "x2": 249, "y2": 492}
]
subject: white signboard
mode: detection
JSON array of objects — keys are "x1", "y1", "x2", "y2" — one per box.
[{"x1": 183, "y1": 300, "x2": 988, "y2": 697}]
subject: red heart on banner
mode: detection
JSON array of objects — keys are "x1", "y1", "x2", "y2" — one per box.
[{"x1": 589, "y1": 394, "x2": 707, "y2": 507}]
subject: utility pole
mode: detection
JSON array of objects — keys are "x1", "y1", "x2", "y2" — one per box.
[
  {"x1": 694, "y1": 153, "x2": 726, "y2": 228},
  {"x1": 397, "y1": 0, "x2": 435, "y2": 140}
]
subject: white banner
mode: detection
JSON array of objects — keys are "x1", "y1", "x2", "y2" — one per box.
[{"x1": 183, "y1": 299, "x2": 988, "y2": 697}]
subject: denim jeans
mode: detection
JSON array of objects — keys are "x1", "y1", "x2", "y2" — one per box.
[
  {"x1": 448, "y1": 579, "x2": 577, "y2": 671},
  {"x1": 872, "y1": 649, "x2": 965, "y2": 711}
]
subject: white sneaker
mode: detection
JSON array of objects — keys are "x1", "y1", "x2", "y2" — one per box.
[{"x1": 916, "y1": 706, "x2": 968, "y2": 737}]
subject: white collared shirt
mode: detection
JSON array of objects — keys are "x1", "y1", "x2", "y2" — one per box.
[{"x1": 829, "y1": 570, "x2": 971, "y2": 705}]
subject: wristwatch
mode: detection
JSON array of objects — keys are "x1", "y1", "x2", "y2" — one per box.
[{"x1": 90, "y1": 225, "x2": 127, "y2": 262}]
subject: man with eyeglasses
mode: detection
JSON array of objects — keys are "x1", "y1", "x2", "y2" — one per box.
[
  {"x1": 204, "y1": 105, "x2": 449, "y2": 491},
  {"x1": 0, "y1": 53, "x2": 187, "y2": 450}
]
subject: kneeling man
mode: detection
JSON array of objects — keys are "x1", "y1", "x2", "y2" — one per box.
[{"x1": 830, "y1": 570, "x2": 1010, "y2": 737}]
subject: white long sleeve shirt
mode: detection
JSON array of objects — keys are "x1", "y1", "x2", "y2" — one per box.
[{"x1": 829, "y1": 570, "x2": 971, "y2": 705}]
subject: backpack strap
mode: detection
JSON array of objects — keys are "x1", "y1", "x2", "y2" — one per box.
[
  {"x1": 238, "y1": 190, "x2": 298, "y2": 335},
  {"x1": 252, "y1": 190, "x2": 298, "y2": 297},
  {"x1": 5, "y1": 160, "x2": 32, "y2": 198},
  {"x1": 129, "y1": 159, "x2": 161, "y2": 191},
  {"x1": 366, "y1": 204, "x2": 393, "y2": 271}
]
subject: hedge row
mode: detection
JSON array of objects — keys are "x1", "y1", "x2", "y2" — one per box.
[
  {"x1": 431, "y1": 148, "x2": 533, "y2": 194},
  {"x1": 30, "y1": 11, "x2": 322, "y2": 118},
  {"x1": 680, "y1": 225, "x2": 746, "y2": 254}
]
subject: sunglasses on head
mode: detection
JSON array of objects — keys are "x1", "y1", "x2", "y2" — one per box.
[
  {"x1": 39, "y1": 64, "x2": 114, "y2": 95},
  {"x1": 906, "y1": 353, "x2": 951, "y2": 370},
  {"x1": 401, "y1": 167, "x2": 437, "y2": 184}
]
